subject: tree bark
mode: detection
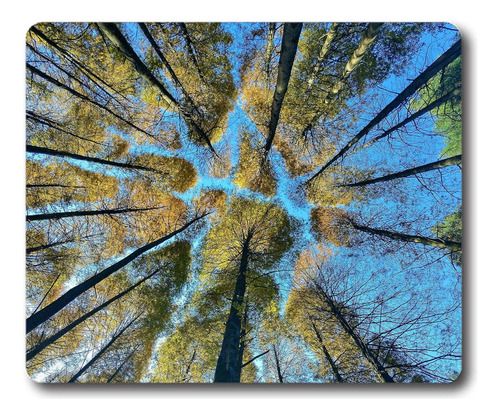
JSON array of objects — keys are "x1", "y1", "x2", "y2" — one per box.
[
  {"x1": 26, "y1": 233, "x2": 102, "y2": 254},
  {"x1": 214, "y1": 238, "x2": 251, "y2": 382},
  {"x1": 68, "y1": 315, "x2": 139, "y2": 383},
  {"x1": 340, "y1": 155, "x2": 461, "y2": 188},
  {"x1": 27, "y1": 205, "x2": 165, "y2": 222},
  {"x1": 263, "y1": 23, "x2": 303, "y2": 158},
  {"x1": 26, "y1": 269, "x2": 158, "y2": 361},
  {"x1": 26, "y1": 145, "x2": 166, "y2": 175},
  {"x1": 306, "y1": 40, "x2": 462, "y2": 184},
  {"x1": 26, "y1": 213, "x2": 207, "y2": 333},
  {"x1": 349, "y1": 220, "x2": 461, "y2": 252}
]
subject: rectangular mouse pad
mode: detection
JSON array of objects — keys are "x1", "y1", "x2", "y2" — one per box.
[{"x1": 26, "y1": 22, "x2": 462, "y2": 383}]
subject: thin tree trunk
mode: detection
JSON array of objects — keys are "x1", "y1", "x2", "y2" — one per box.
[
  {"x1": 306, "y1": 23, "x2": 338, "y2": 91},
  {"x1": 26, "y1": 233, "x2": 103, "y2": 254},
  {"x1": 264, "y1": 23, "x2": 277, "y2": 89},
  {"x1": 339, "y1": 155, "x2": 461, "y2": 188},
  {"x1": 138, "y1": 23, "x2": 198, "y2": 113},
  {"x1": 310, "y1": 318, "x2": 344, "y2": 382},
  {"x1": 27, "y1": 43, "x2": 108, "y2": 105},
  {"x1": 178, "y1": 23, "x2": 206, "y2": 84},
  {"x1": 26, "y1": 63, "x2": 154, "y2": 140},
  {"x1": 26, "y1": 269, "x2": 158, "y2": 361},
  {"x1": 27, "y1": 205, "x2": 165, "y2": 222},
  {"x1": 214, "y1": 238, "x2": 251, "y2": 382},
  {"x1": 313, "y1": 285, "x2": 395, "y2": 383},
  {"x1": 26, "y1": 213, "x2": 207, "y2": 333},
  {"x1": 27, "y1": 110, "x2": 107, "y2": 147},
  {"x1": 31, "y1": 274, "x2": 61, "y2": 316},
  {"x1": 29, "y1": 26, "x2": 131, "y2": 106},
  {"x1": 106, "y1": 350, "x2": 135, "y2": 383},
  {"x1": 349, "y1": 220, "x2": 461, "y2": 252},
  {"x1": 263, "y1": 23, "x2": 303, "y2": 159},
  {"x1": 272, "y1": 344, "x2": 284, "y2": 383},
  {"x1": 68, "y1": 315, "x2": 140, "y2": 383},
  {"x1": 27, "y1": 183, "x2": 86, "y2": 189},
  {"x1": 306, "y1": 40, "x2": 462, "y2": 184},
  {"x1": 97, "y1": 23, "x2": 218, "y2": 156},
  {"x1": 183, "y1": 349, "x2": 197, "y2": 382},
  {"x1": 26, "y1": 145, "x2": 166, "y2": 175},
  {"x1": 240, "y1": 350, "x2": 270, "y2": 369},
  {"x1": 359, "y1": 84, "x2": 461, "y2": 148}
]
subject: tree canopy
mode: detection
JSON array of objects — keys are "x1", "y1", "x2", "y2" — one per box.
[{"x1": 26, "y1": 22, "x2": 461, "y2": 383}]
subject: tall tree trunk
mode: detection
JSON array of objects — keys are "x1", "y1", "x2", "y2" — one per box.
[
  {"x1": 263, "y1": 23, "x2": 303, "y2": 159},
  {"x1": 313, "y1": 285, "x2": 394, "y2": 383},
  {"x1": 301, "y1": 23, "x2": 382, "y2": 139},
  {"x1": 349, "y1": 219, "x2": 461, "y2": 252},
  {"x1": 68, "y1": 315, "x2": 140, "y2": 383},
  {"x1": 272, "y1": 344, "x2": 284, "y2": 383},
  {"x1": 26, "y1": 269, "x2": 158, "y2": 361},
  {"x1": 96, "y1": 23, "x2": 218, "y2": 156},
  {"x1": 214, "y1": 238, "x2": 251, "y2": 382},
  {"x1": 305, "y1": 23, "x2": 338, "y2": 92},
  {"x1": 339, "y1": 155, "x2": 462, "y2": 188},
  {"x1": 328, "y1": 23, "x2": 383, "y2": 98},
  {"x1": 27, "y1": 205, "x2": 166, "y2": 222},
  {"x1": 264, "y1": 23, "x2": 277, "y2": 89},
  {"x1": 26, "y1": 145, "x2": 166, "y2": 175},
  {"x1": 26, "y1": 213, "x2": 207, "y2": 333},
  {"x1": 310, "y1": 318, "x2": 344, "y2": 382},
  {"x1": 306, "y1": 40, "x2": 462, "y2": 184},
  {"x1": 26, "y1": 63, "x2": 154, "y2": 140}
]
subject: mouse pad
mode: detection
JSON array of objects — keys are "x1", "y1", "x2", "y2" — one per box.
[{"x1": 26, "y1": 22, "x2": 462, "y2": 383}]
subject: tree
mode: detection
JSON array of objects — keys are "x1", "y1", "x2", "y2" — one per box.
[
  {"x1": 306, "y1": 39, "x2": 461, "y2": 184},
  {"x1": 199, "y1": 197, "x2": 295, "y2": 382}
]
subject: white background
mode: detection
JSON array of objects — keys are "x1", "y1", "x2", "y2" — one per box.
[{"x1": 1, "y1": 1, "x2": 491, "y2": 416}]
